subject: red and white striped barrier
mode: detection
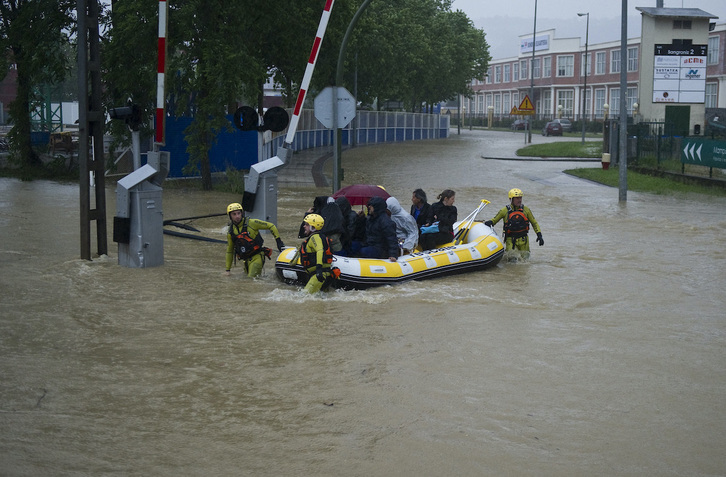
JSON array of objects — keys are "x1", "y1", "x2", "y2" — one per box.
[
  {"x1": 155, "y1": 0, "x2": 168, "y2": 145},
  {"x1": 284, "y1": 0, "x2": 335, "y2": 146}
]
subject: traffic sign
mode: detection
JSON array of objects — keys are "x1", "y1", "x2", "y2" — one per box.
[
  {"x1": 681, "y1": 138, "x2": 726, "y2": 169},
  {"x1": 518, "y1": 95, "x2": 535, "y2": 115},
  {"x1": 314, "y1": 86, "x2": 357, "y2": 129},
  {"x1": 510, "y1": 106, "x2": 519, "y2": 115}
]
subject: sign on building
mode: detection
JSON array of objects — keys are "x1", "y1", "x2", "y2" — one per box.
[{"x1": 652, "y1": 44, "x2": 707, "y2": 104}]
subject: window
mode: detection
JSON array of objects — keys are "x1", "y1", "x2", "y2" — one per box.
[
  {"x1": 596, "y1": 51, "x2": 606, "y2": 74},
  {"x1": 557, "y1": 55, "x2": 574, "y2": 77},
  {"x1": 477, "y1": 94, "x2": 485, "y2": 114},
  {"x1": 542, "y1": 90, "x2": 552, "y2": 117},
  {"x1": 543, "y1": 56, "x2": 551, "y2": 77},
  {"x1": 503, "y1": 93, "x2": 510, "y2": 114},
  {"x1": 533, "y1": 58, "x2": 541, "y2": 79},
  {"x1": 673, "y1": 20, "x2": 692, "y2": 29},
  {"x1": 486, "y1": 94, "x2": 493, "y2": 110},
  {"x1": 706, "y1": 83, "x2": 718, "y2": 108},
  {"x1": 513, "y1": 93, "x2": 519, "y2": 108},
  {"x1": 486, "y1": 67, "x2": 492, "y2": 84},
  {"x1": 610, "y1": 88, "x2": 620, "y2": 117},
  {"x1": 627, "y1": 47, "x2": 638, "y2": 72},
  {"x1": 582, "y1": 89, "x2": 591, "y2": 119},
  {"x1": 494, "y1": 94, "x2": 501, "y2": 114},
  {"x1": 513, "y1": 62, "x2": 519, "y2": 81},
  {"x1": 520, "y1": 60, "x2": 528, "y2": 80},
  {"x1": 611, "y1": 49, "x2": 621, "y2": 74},
  {"x1": 595, "y1": 89, "x2": 606, "y2": 118},
  {"x1": 495, "y1": 65, "x2": 502, "y2": 83},
  {"x1": 627, "y1": 87, "x2": 638, "y2": 114},
  {"x1": 504, "y1": 64, "x2": 511, "y2": 83},
  {"x1": 557, "y1": 90, "x2": 574, "y2": 117},
  {"x1": 708, "y1": 36, "x2": 720, "y2": 65},
  {"x1": 581, "y1": 53, "x2": 591, "y2": 77}
]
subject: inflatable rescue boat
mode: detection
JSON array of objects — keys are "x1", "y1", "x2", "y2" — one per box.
[{"x1": 275, "y1": 200, "x2": 504, "y2": 290}]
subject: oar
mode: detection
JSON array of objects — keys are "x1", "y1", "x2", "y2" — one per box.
[{"x1": 454, "y1": 199, "x2": 490, "y2": 245}]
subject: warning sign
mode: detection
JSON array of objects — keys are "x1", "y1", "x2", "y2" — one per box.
[
  {"x1": 518, "y1": 95, "x2": 535, "y2": 115},
  {"x1": 510, "y1": 106, "x2": 519, "y2": 115}
]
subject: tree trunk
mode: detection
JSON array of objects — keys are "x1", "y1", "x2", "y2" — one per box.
[{"x1": 10, "y1": 54, "x2": 42, "y2": 169}]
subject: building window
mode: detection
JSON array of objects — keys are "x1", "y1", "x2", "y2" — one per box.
[
  {"x1": 581, "y1": 53, "x2": 591, "y2": 76},
  {"x1": 627, "y1": 87, "x2": 638, "y2": 114},
  {"x1": 596, "y1": 51, "x2": 606, "y2": 74},
  {"x1": 477, "y1": 94, "x2": 485, "y2": 114},
  {"x1": 557, "y1": 55, "x2": 574, "y2": 77},
  {"x1": 708, "y1": 36, "x2": 720, "y2": 65},
  {"x1": 673, "y1": 20, "x2": 692, "y2": 29},
  {"x1": 543, "y1": 56, "x2": 551, "y2": 77},
  {"x1": 533, "y1": 58, "x2": 541, "y2": 78},
  {"x1": 542, "y1": 90, "x2": 552, "y2": 117},
  {"x1": 611, "y1": 49, "x2": 621, "y2": 74},
  {"x1": 513, "y1": 93, "x2": 519, "y2": 108},
  {"x1": 494, "y1": 94, "x2": 501, "y2": 114},
  {"x1": 495, "y1": 65, "x2": 502, "y2": 83},
  {"x1": 503, "y1": 93, "x2": 510, "y2": 114},
  {"x1": 582, "y1": 89, "x2": 591, "y2": 119},
  {"x1": 486, "y1": 67, "x2": 492, "y2": 84},
  {"x1": 513, "y1": 62, "x2": 519, "y2": 81},
  {"x1": 706, "y1": 83, "x2": 718, "y2": 108},
  {"x1": 595, "y1": 89, "x2": 606, "y2": 118},
  {"x1": 610, "y1": 88, "x2": 620, "y2": 118},
  {"x1": 520, "y1": 60, "x2": 528, "y2": 80},
  {"x1": 504, "y1": 64, "x2": 511, "y2": 83},
  {"x1": 627, "y1": 46, "x2": 638, "y2": 72},
  {"x1": 486, "y1": 94, "x2": 493, "y2": 110},
  {"x1": 557, "y1": 90, "x2": 574, "y2": 117}
]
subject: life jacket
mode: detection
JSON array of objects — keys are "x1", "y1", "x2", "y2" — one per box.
[
  {"x1": 300, "y1": 232, "x2": 334, "y2": 271},
  {"x1": 503, "y1": 205, "x2": 530, "y2": 239},
  {"x1": 230, "y1": 218, "x2": 265, "y2": 260}
]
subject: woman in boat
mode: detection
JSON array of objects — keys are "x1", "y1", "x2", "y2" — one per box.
[
  {"x1": 299, "y1": 214, "x2": 335, "y2": 293},
  {"x1": 419, "y1": 189, "x2": 458, "y2": 251},
  {"x1": 335, "y1": 196, "x2": 365, "y2": 256},
  {"x1": 225, "y1": 202, "x2": 285, "y2": 277},
  {"x1": 386, "y1": 196, "x2": 419, "y2": 254},
  {"x1": 485, "y1": 188, "x2": 543, "y2": 260}
]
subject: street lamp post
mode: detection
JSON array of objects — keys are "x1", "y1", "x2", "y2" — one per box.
[
  {"x1": 528, "y1": 0, "x2": 537, "y2": 144},
  {"x1": 578, "y1": 12, "x2": 589, "y2": 144}
]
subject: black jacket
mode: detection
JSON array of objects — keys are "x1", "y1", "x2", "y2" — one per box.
[
  {"x1": 410, "y1": 202, "x2": 433, "y2": 228},
  {"x1": 298, "y1": 196, "x2": 345, "y2": 239},
  {"x1": 365, "y1": 196, "x2": 400, "y2": 258},
  {"x1": 430, "y1": 201, "x2": 457, "y2": 235}
]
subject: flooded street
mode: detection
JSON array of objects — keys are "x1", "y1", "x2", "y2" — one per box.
[{"x1": 1, "y1": 129, "x2": 725, "y2": 476}]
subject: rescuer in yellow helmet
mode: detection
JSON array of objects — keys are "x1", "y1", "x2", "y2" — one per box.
[
  {"x1": 225, "y1": 203, "x2": 285, "y2": 277},
  {"x1": 484, "y1": 188, "x2": 543, "y2": 260},
  {"x1": 299, "y1": 213, "x2": 336, "y2": 293}
]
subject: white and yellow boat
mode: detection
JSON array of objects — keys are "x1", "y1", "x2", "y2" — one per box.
[{"x1": 275, "y1": 200, "x2": 504, "y2": 290}]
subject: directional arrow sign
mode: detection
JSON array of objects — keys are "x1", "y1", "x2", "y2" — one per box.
[
  {"x1": 681, "y1": 138, "x2": 726, "y2": 168},
  {"x1": 314, "y1": 86, "x2": 356, "y2": 129}
]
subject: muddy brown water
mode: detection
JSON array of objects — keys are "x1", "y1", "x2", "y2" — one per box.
[{"x1": 1, "y1": 130, "x2": 725, "y2": 476}]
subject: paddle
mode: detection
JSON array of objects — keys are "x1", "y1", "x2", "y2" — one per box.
[{"x1": 454, "y1": 199, "x2": 490, "y2": 245}]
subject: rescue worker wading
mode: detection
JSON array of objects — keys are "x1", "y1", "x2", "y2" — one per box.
[
  {"x1": 225, "y1": 203, "x2": 285, "y2": 277},
  {"x1": 485, "y1": 188, "x2": 543, "y2": 260},
  {"x1": 299, "y1": 213, "x2": 336, "y2": 294}
]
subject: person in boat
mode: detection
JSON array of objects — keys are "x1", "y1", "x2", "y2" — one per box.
[
  {"x1": 386, "y1": 196, "x2": 419, "y2": 254},
  {"x1": 335, "y1": 196, "x2": 365, "y2": 257},
  {"x1": 298, "y1": 196, "x2": 345, "y2": 253},
  {"x1": 225, "y1": 202, "x2": 285, "y2": 277},
  {"x1": 418, "y1": 189, "x2": 458, "y2": 251},
  {"x1": 485, "y1": 188, "x2": 543, "y2": 259},
  {"x1": 410, "y1": 188, "x2": 433, "y2": 229},
  {"x1": 359, "y1": 196, "x2": 400, "y2": 262},
  {"x1": 299, "y1": 213, "x2": 335, "y2": 293}
]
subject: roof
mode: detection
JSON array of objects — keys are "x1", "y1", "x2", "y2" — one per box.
[{"x1": 636, "y1": 7, "x2": 718, "y2": 20}]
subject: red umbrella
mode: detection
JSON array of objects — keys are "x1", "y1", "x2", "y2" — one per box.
[{"x1": 332, "y1": 184, "x2": 390, "y2": 206}]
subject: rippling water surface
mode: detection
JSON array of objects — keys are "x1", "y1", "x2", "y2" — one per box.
[{"x1": 1, "y1": 130, "x2": 725, "y2": 476}]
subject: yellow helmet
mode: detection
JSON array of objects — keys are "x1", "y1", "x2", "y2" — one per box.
[
  {"x1": 227, "y1": 202, "x2": 244, "y2": 216},
  {"x1": 303, "y1": 213, "x2": 325, "y2": 231},
  {"x1": 508, "y1": 188, "x2": 523, "y2": 199}
]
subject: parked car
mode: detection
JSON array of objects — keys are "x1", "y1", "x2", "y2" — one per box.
[
  {"x1": 510, "y1": 119, "x2": 527, "y2": 130},
  {"x1": 554, "y1": 118, "x2": 572, "y2": 132},
  {"x1": 541, "y1": 121, "x2": 563, "y2": 136}
]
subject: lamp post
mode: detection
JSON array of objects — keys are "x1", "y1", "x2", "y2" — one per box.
[
  {"x1": 578, "y1": 12, "x2": 589, "y2": 144},
  {"x1": 528, "y1": 0, "x2": 537, "y2": 144},
  {"x1": 487, "y1": 105, "x2": 493, "y2": 130},
  {"x1": 557, "y1": 104, "x2": 563, "y2": 119}
]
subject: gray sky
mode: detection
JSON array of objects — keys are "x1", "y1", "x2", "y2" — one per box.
[{"x1": 451, "y1": 0, "x2": 726, "y2": 59}]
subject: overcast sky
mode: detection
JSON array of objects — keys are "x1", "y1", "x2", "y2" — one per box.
[{"x1": 451, "y1": 0, "x2": 726, "y2": 59}]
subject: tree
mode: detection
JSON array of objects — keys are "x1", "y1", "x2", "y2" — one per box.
[{"x1": 0, "y1": 0, "x2": 75, "y2": 170}]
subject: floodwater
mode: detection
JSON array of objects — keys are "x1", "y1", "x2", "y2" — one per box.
[{"x1": 1, "y1": 130, "x2": 725, "y2": 476}]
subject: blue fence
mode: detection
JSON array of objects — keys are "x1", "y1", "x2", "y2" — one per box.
[{"x1": 162, "y1": 109, "x2": 450, "y2": 178}]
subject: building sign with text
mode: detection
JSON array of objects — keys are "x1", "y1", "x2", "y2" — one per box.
[
  {"x1": 652, "y1": 44, "x2": 707, "y2": 104},
  {"x1": 520, "y1": 34, "x2": 549, "y2": 54}
]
